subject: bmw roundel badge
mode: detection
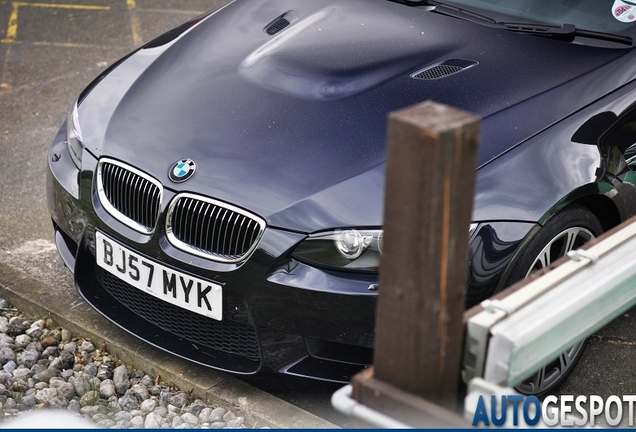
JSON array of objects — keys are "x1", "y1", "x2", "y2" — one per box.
[{"x1": 169, "y1": 159, "x2": 196, "y2": 183}]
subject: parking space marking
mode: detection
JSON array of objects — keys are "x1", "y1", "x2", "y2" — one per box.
[
  {"x1": 1, "y1": 43, "x2": 13, "y2": 90},
  {"x1": 592, "y1": 335, "x2": 636, "y2": 346},
  {"x1": 126, "y1": 0, "x2": 142, "y2": 47},
  {"x1": 0, "y1": 1, "x2": 207, "y2": 93},
  {"x1": 1, "y1": 2, "x2": 111, "y2": 45}
]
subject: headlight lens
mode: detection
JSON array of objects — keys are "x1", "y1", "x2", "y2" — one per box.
[
  {"x1": 334, "y1": 229, "x2": 373, "y2": 259},
  {"x1": 293, "y1": 223, "x2": 477, "y2": 273},
  {"x1": 66, "y1": 100, "x2": 84, "y2": 168},
  {"x1": 292, "y1": 229, "x2": 383, "y2": 272}
]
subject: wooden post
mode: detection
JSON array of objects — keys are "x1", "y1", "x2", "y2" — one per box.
[{"x1": 352, "y1": 101, "x2": 480, "y2": 425}]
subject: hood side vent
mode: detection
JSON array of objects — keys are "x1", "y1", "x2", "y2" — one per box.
[
  {"x1": 264, "y1": 11, "x2": 300, "y2": 36},
  {"x1": 266, "y1": 17, "x2": 290, "y2": 35},
  {"x1": 411, "y1": 59, "x2": 478, "y2": 81}
]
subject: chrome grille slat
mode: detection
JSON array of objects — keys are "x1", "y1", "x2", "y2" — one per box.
[
  {"x1": 232, "y1": 214, "x2": 243, "y2": 256},
  {"x1": 107, "y1": 164, "x2": 116, "y2": 207},
  {"x1": 207, "y1": 205, "x2": 221, "y2": 253},
  {"x1": 184, "y1": 199, "x2": 195, "y2": 245},
  {"x1": 215, "y1": 208, "x2": 229, "y2": 254},
  {"x1": 220, "y1": 209, "x2": 230, "y2": 256},
  {"x1": 244, "y1": 219, "x2": 256, "y2": 254},
  {"x1": 140, "y1": 179, "x2": 149, "y2": 227},
  {"x1": 116, "y1": 166, "x2": 124, "y2": 215},
  {"x1": 232, "y1": 218, "x2": 245, "y2": 257},
  {"x1": 97, "y1": 158, "x2": 163, "y2": 234},
  {"x1": 198, "y1": 202, "x2": 211, "y2": 252},
  {"x1": 120, "y1": 169, "x2": 126, "y2": 216},
  {"x1": 225, "y1": 211, "x2": 235, "y2": 256},
  {"x1": 123, "y1": 169, "x2": 132, "y2": 218},
  {"x1": 202, "y1": 204, "x2": 214, "y2": 251},
  {"x1": 166, "y1": 193, "x2": 266, "y2": 263},
  {"x1": 240, "y1": 220, "x2": 250, "y2": 254},
  {"x1": 129, "y1": 174, "x2": 137, "y2": 222},
  {"x1": 130, "y1": 175, "x2": 141, "y2": 223},
  {"x1": 149, "y1": 181, "x2": 157, "y2": 227},
  {"x1": 194, "y1": 200, "x2": 205, "y2": 245}
]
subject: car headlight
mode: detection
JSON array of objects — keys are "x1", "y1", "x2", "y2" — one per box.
[
  {"x1": 293, "y1": 223, "x2": 478, "y2": 273},
  {"x1": 292, "y1": 229, "x2": 383, "y2": 272},
  {"x1": 66, "y1": 100, "x2": 84, "y2": 168}
]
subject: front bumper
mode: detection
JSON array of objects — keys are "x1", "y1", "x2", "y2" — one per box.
[{"x1": 46, "y1": 124, "x2": 376, "y2": 382}]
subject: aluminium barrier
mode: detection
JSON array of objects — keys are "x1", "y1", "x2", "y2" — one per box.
[
  {"x1": 463, "y1": 217, "x2": 636, "y2": 389},
  {"x1": 332, "y1": 216, "x2": 636, "y2": 427}
]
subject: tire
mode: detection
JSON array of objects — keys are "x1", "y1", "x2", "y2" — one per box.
[{"x1": 504, "y1": 203, "x2": 603, "y2": 397}]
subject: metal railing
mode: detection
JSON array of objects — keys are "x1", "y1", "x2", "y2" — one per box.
[
  {"x1": 463, "y1": 218, "x2": 636, "y2": 389},
  {"x1": 333, "y1": 216, "x2": 636, "y2": 427}
]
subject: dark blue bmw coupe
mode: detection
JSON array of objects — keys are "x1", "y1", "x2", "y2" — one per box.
[{"x1": 46, "y1": 0, "x2": 636, "y2": 396}]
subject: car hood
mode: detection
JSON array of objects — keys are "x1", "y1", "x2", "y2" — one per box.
[{"x1": 80, "y1": 0, "x2": 631, "y2": 232}]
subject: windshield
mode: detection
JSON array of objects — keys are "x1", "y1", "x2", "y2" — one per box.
[{"x1": 439, "y1": 0, "x2": 636, "y2": 40}]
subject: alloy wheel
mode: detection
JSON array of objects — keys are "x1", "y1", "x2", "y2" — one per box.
[{"x1": 515, "y1": 226, "x2": 594, "y2": 396}]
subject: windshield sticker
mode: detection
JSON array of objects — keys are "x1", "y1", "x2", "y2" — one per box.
[{"x1": 613, "y1": 0, "x2": 636, "y2": 22}]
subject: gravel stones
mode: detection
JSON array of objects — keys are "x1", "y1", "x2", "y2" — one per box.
[
  {"x1": 171, "y1": 391, "x2": 188, "y2": 408},
  {"x1": 50, "y1": 379, "x2": 74, "y2": 401},
  {"x1": 0, "y1": 299, "x2": 251, "y2": 428},
  {"x1": 118, "y1": 394, "x2": 138, "y2": 411},
  {"x1": 113, "y1": 364, "x2": 130, "y2": 396},
  {"x1": 33, "y1": 366, "x2": 59, "y2": 384},
  {"x1": 211, "y1": 407, "x2": 227, "y2": 422},
  {"x1": 131, "y1": 383, "x2": 149, "y2": 401},
  {"x1": 14, "y1": 334, "x2": 31, "y2": 349},
  {"x1": 6, "y1": 320, "x2": 26, "y2": 337},
  {"x1": 99, "y1": 379, "x2": 116, "y2": 399},
  {"x1": 79, "y1": 341, "x2": 95, "y2": 352},
  {"x1": 51, "y1": 351, "x2": 74, "y2": 370},
  {"x1": 140, "y1": 398, "x2": 157, "y2": 414},
  {"x1": 144, "y1": 411, "x2": 162, "y2": 428},
  {"x1": 0, "y1": 347, "x2": 15, "y2": 364},
  {"x1": 97, "y1": 362, "x2": 112, "y2": 380}
]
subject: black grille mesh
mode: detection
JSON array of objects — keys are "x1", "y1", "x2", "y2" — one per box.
[
  {"x1": 96, "y1": 266, "x2": 261, "y2": 361},
  {"x1": 266, "y1": 17, "x2": 290, "y2": 35},
  {"x1": 412, "y1": 64, "x2": 465, "y2": 80}
]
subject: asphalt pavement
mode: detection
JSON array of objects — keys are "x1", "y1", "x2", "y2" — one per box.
[
  {"x1": 0, "y1": 0, "x2": 344, "y2": 428},
  {"x1": 1, "y1": 0, "x2": 636, "y2": 428}
]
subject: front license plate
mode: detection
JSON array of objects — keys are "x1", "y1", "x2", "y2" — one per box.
[{"x1": 95, "y1": 231, "x2": 222, "y2": 321}]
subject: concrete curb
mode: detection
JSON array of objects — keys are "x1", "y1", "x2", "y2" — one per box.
[{"x1": 0, "y1": 262, "x2": 338, "y2": 429}]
